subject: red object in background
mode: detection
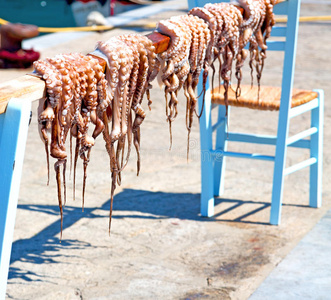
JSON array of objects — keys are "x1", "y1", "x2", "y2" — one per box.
[
  {"x1": 0, "y1": 23, "x2": 40, "y2": 69},
  {"x1": 0, "y1": 49, "x2": 40, "y2": 69},
  {"x1": 110, "y1": 0, "x2": 116, "y2": 16}
]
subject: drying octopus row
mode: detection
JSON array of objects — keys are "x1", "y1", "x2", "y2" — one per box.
[
  {"x1": 34, "y1": 35, "x2": 158, "y2": 236},
  {"x1": 157, "y1": 0, "x2": 276, "y2": 152},
  {"x1": 33, "y1": 0, "x2": 276, "y2": 237}
]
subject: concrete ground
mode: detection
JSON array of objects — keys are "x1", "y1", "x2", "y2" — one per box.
[
  {"x1": 2, "y1": 1, "x2": 331, "y2": 299},
  {"x1": 250, "y1": 209, "x2": 331, "y2": 300}
]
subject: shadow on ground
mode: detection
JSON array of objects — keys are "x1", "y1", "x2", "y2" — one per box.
[{"x1": 9, "y1": 188, "x2": 307, "y2": 282}]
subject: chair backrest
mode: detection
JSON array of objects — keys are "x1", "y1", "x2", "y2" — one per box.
[{"x1": 187, "y1": 0, "x2": 301, "y2": 106}]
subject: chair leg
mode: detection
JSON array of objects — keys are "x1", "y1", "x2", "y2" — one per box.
[
  {"x1": 198, "y1": 75, "x2": 214, "y2": 217},
  {"x1": 270, "y1": 153, "x2": 287, "y2": 225},
  {"x1": 309, "y1": 89, "x2": 324, "y2": 208},
  {"x1": 213, "y1": 105, "x2": 229, "y2": 197},
  {"x1": 270, "y1": 106, "x2": 290, "y2": 225},
  {"x1": 0, "y1": 98, "x2": 31, "y2": 299}
]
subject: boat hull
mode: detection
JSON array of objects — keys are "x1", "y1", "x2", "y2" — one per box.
[{"x1": 0, "y1": 0, "x2": 110, "y2": 27}]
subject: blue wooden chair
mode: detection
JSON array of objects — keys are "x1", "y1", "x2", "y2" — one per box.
[
  {"x1": 0, "y1": 98, "x2": 32, "y2": 297},
  {"x1": 188, "y1": 0, "x2": 324, "y2": 224}
]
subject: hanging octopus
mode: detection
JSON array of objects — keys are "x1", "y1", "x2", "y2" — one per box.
[
  {"x1": 33, "y1": 53, "x2": 108, "y2": 238},
  {"x1": 119, "y1": 34, "x2": 158, "y2": 176},
  {"x1": 188, "y1": 7, "x2": 218, "y2": 96},
  {"x1": 91, "y1": 34, "x2": 157, "y2": 230},
  {"x1": 171, "y1": 14, "x2": 211, "y2": 158},
  {"x1": 156, "y1": 16, "x2": 192, "y2": 148},
  {"x1": 91, "y1": 38, "x2": 134, "y2": 230},
  {"x1": 203, "y1": 3, "x2": 243, "y2": 114},
  {"x1": 231, "y1": 0, "x2": 275, "y2": 94},
  {"x1": 257, "y1": 0, "x2": 276, "y2": 87}
]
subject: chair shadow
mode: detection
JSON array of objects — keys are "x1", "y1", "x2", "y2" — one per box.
[
  {"x1": 212, "y1": 197, "x2": 310, "y2": 225},
  {"x1": 8, "y1": 188, "x2": 308, "y2": 282},
  {"x1": 212, "y1": 198, "x2": 272, "y2": 225}
]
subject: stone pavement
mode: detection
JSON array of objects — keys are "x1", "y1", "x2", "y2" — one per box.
[
  {"x1": 250, "y1": 209, "x2": 331, "y2": 300},
  {"x1": 1, "y1": 1, "x2": 331, "y2": 299}
]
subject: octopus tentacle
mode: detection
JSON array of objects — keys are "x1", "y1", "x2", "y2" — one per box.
[
  {"x1": 233, "y1": 0, "x2": 269, "y2": 91},
  {"x1": 156, "y1": 15, "x2": 192, "y2": 145},
  {"x1": 54, "y1": 159, "x2": 65, "y2": 240},
  {"x1": 232, "y1": 0, "x2": 263, "y2": 31},
  {"x1": 120, "y1": 36, "x2": 149, "y2": 173},
  {"x1": 96, "y1": 34, "x2": 157, "y2": 219},
  {"x1": 128, "y1": 35, "x2": 157, "y2": 172},
  {"x1": 178, "y1": 14, "x2": 210, "y2": 145},
  {"x1": 189, "y1": 7, "x2": 219, "y2": 68},
  {"x1": 34, "y1": 52, "x2": 108, "y2": 237},
  {"x1": 204, "y1": 3, "x2": 242, "y2": 113}
]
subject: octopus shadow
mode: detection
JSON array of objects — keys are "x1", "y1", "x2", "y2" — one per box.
[
  {"x1": 8, "y1": 188, "x2": 280, "y2": 282},
  {"x1": 8, "y1": 204, "x2": 101, "y2": 282}
]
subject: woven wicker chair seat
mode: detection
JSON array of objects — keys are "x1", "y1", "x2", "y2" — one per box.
[{"x1": 211, "y1": 85, "x2": 318, "y2": 111}]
